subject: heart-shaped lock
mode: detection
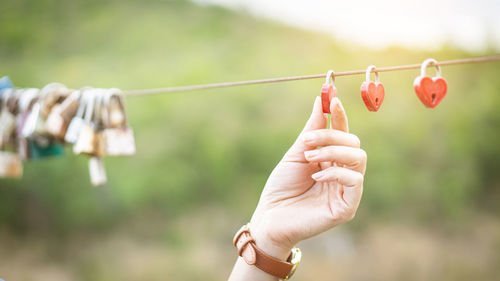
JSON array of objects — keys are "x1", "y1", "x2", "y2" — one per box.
[
  {"x1": 321, "y1": 70, "x2": 338, "y2": 113},
  {"x1": 414, "y1": 58, "x2": 447, "y2": 108},
  {"x1": 361, "y1": 65, "x2": 385, "y2": 111}
]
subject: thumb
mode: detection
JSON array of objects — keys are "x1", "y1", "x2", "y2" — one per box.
[
  {"x1": 283, "y1": 96, "x2": 326, "y2": 162},
  {"x1": 330, "y1": 97, "x2": 349, "y2": 133}
]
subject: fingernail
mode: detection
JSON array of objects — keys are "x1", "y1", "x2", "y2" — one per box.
[
  {"x1": 334, "y1": 98, "x2": 344, "y2": 111},
  {"x1": 330, "y1": 97, "x2": 339, "y2": 112},
  {"x1": 312, "y1": 170, "x2": 325, "y2": 180},
  {"x1": 304, "y1": 149, "x2": 319, "y2": 159},
  {"x1": 312, "y1": 96, "x2": 321, "y2": 112},
  {"x1": 302, "y1": 132, "x2": 315, "y2": 143}
]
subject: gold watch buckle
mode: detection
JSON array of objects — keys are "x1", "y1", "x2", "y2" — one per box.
[{"x1": 284, "y1": 247, "x2": 302, "y2": 280}]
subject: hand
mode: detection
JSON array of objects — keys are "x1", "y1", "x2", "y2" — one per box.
[{"x1": 249, "y1": 96, "x2": 367, "y2": 259}]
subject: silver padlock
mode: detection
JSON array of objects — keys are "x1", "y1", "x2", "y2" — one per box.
[
  {"x1": 73, "y1": 89, "x2": 105, "y2": 156},
  {"x1": 100, "y1": 88, "x2": 136, "y2": 156},
  {"x1": 0, "y1": 89, "x2": 17, "y2": 147},
  {"x1": 65, "y1": 88, "x2": 91, "y2": 144},
  {"x1": 17, "y1": 88, "x2": 40, "y2": 113},
  {"x1": 39, "y1": 83, "x2": 71, "y2": 118},
  {"x1": 88, "y1": 156, "x2": 107, "y2": 186},
  {"x1": 21, "y1": 102, "x2": 41, "y2": 138},
  {"x1": 22, "y1": 83, "x2": 69, "y2": 138},
  {"x1": 16, "y1": 88, "x2": 40, "y2": 160},
  {"x1": 46, "y1": 90, "x2": 81, "y2": 139}
]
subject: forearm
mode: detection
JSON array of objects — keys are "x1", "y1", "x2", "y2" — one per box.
[
  {"x1": 229, "y1": 257, "x2": 278, "y2": 281},
  {"x1": 229, "y1": 97, "x2": 365, "y2": 280}
]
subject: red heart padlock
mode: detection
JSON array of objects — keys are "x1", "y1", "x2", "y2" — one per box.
[
  {"x1": 321, "y1": 83, "x2": 337, "y2": 113},
  {"x1": 414, "y1": 58, "x2": 448, "y2": 108},
  {"x1": 321, "y1": 70, "x2": 338, "y2": 113},
  {"x1": 360, "y1": 65, "x2": 385, "y2": 111},
  {"x1": 414, "y1": 76, "x2": 447, "y2": 108},
  {"x1": 361, "y1": 82, "x2": 385, "y2": 111}
]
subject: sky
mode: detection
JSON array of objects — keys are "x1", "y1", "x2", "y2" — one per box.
[{"x1": 193, "y1": 0, "x2": 500, "y2": 52}]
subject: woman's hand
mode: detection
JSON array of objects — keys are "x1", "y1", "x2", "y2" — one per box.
[{"x1": 249, "y1": 96, "x2": 367, "y2": 260}]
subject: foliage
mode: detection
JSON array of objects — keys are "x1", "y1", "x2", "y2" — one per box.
[{"x1": 0, "y1": 0, "x2": 499, "y2": 237}]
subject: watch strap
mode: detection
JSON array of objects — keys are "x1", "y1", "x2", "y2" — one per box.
[{"x1": 233, "y1": 224, "x2": 294, "y2": 279}]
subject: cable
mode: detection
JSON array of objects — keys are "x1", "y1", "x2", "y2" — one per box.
[{"x1": 123, "y1": 55, "x2": 500, "y2": 96}]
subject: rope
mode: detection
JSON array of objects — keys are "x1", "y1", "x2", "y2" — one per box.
[{"x1": 123, "y1": 55, "x2": 500, "y2": 96}]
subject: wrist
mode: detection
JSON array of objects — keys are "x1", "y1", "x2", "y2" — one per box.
[
  {"x1": 232, "y1": 222, "x2": 302, "y2": 281},
  {"x1": 249, "y1": 216, "x2": 294, "y2": 261}
]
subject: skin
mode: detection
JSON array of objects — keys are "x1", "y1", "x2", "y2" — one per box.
[{"x1": 229, "y1": 96, "x2": 367, "y2": 281}]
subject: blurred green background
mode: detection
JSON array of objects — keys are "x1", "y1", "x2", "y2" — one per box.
[{"x1": 1, "y1": 0, "x2": 499, "y2": 280}]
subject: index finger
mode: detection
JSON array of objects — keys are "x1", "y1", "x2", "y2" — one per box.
[{"x1": 330, "y1": 97, "x2": 349, "y2": 133}]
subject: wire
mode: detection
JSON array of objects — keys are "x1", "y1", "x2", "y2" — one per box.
[{"x1": 123, "y1": 55, "x2": 500, "y2": 97}]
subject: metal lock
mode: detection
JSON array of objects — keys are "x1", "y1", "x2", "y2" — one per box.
[
  {"x1": 100, "y1": 88, "x2": 136, "y2": 156},
  {"x1": 16, "y1": 88, "x2": 40, "y2": 160},
  {"x1": 0, "y1": 151, "x2": 23, "y2": 178},
  {"x1": 27, "y1": 139, "x2": 65, "y2": 160},
  {"x1": 23, "y1": 83, "x2": 69, "y2": 138},
  {"x1": 39, "y1": 83, "x2": 71, "y2": 118},
  {"x1": 0, "y1": 76, "x2": 14, "y2": 90},
  {"x1": 74, "y1": 89, "x2": 105, "y2": 157},
  {"x1": 88, "y1": 157, "x2": 107, "y2": 186},
  {"x1": 0, "y1": 89, "x2": 17, "y2": 148},
  {"x1": 65, "y1": 89, "x2": 90, "y2": 144},
  {"x1": 46, "y1": 89, "x2": 81, "y2": 139}
]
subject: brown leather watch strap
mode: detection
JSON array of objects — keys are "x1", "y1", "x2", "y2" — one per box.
[{"x1": 233, "y1": 224, "x2": 294, "y2": 279}]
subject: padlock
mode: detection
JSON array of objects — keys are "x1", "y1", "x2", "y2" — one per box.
[
  {"x1": 17, "y1": 88, "x2": 40, "y2": 114},
  {"x1": 0, "y1": 151, "x2": 22, "y2": 178},
  {"x1": 45, "y1": 104, "x2": 66, "y2": 139},
  {"x1": 88, "y1": 157, "x2": 107, "y2": 186},
  {"x1": 108, "y1": 102, "x2": 125, "y2": 128},
  {"x1": 93, "y1": 90, "x2": 106, "y2": 157},
  {"x1": 39, "y1": 83, "x2": 70, "y2": 118},
  {"x1": 73, "y1": 89, "x2": 105, "y2": 156},
  {"x1": 73, "y1": 123, "x2": 98, "y2": 155},
  {"x1": 73, "y1": 89, "x2": 96, "y2": 155},
  {"x1": 21, "y1": 102, "x2": 43, "y2": 138},
  {"x1": 0, "y1": 89, "x2": 17, "y2": 148},
  {"x1": 16, "y1": 89, "x2": 40, "y2": 160},
  {"x1": 0, "y1": 76, "x2": 14, "y2": 90},
  {"x1": 22, "y1": 83, "x2": 69, "y2": 138},
  {"x1": 100, "y1": 88, "x2": 136, "y2": 156},
  {"x1": 46, "y1": 90, "x2": 81, "y2": 139},
  {"x1": 27, "y1": 138, "x2": 65, "y2": 160},
  {"x1": 414, "y1": 58, "x2": 447, "y2": 108},
  {"x1": 0, "y1": 110, "x2": 16, "y2": 147},
  {"x1": 16, "y1": 136, "x2": 30, "y2": 160},
  {"x1": 101, "y1": 127, "x2": 136, "y2": 156},
  {"x1": 6, "y1": 89, "x2": 20, "y2": 116},
  {"x1": 65, "y1": 89, "x2": 90, "y2": 144}
]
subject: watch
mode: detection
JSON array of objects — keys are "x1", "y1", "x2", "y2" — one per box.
[{"x1": 233, "y1": 224, "x2": 302, "y2": 280}]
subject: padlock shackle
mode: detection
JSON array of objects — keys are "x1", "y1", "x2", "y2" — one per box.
[
  {"x1": 102, "y1": 88, "x2": 127, "y2": 128},
  {"x1": 365, "y1": 65, "x2": 380, "y2": 83},
  {"x1": 325, "y1": 70, "x2": 335, "y2": 86},
  {"x1": 83, "y1": 89, "x2": 97, "y2": 124},
  {"x1": 18, "y1": 88, "x2": 40, "y2": 113},
  {"x1": 420, "y1": 58, "x2": 441, "y2": 77}
]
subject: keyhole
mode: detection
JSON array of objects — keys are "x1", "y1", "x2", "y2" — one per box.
[
  {"x1": 431, "y1": 93, "x2": 436, "y2": 103},
  {"x1": 375, "y1": 98, "x2": 379, "y2": 105}
]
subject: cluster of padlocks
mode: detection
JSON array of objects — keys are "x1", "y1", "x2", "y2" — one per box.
[{"x1": 0, "y1": 77, "x2": 136, "y2": 185}]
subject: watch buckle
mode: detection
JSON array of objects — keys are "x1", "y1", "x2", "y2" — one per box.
[{"x1": 284, "y1": 247, "x2": 302, "y2": 280}]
